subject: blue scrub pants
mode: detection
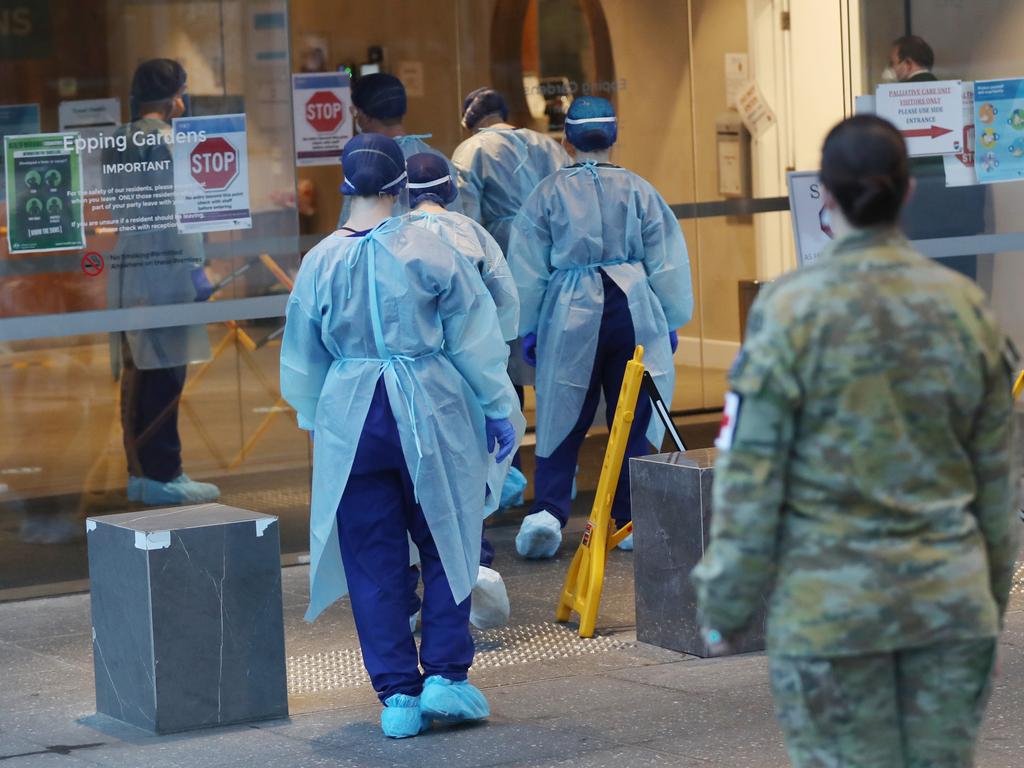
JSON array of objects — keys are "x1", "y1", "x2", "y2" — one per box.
[
  {"x1": 531, "y1": 271, "x2": 653, "y2": 528},
  {"x1": 120, "y1": 340, "x2": 186, "y2": 483},
  {"x1": 337, "y1": 379, "x2": 474, "y2": 703}
]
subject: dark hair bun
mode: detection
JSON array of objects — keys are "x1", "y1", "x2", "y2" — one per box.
[
  {"x1": 849, "y1": 173, "x2": 902, "y2": 227},
  {"x1": 820, "y1": 116, "x2": 909, "y2": 228}
]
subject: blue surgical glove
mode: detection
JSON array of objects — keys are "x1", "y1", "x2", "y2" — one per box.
[
  {"x1": 191, "y1": 267, "x2": 215, "y2": 302},
  {"x1": 669, "y1": 329, "x2": 679, "y2": 354},
  {"x1": 485, "y1": 417, "x2": 516, "y2": 463},
  {"x1": 522, "y1": 333, "x2": 538, "y2": 367}
]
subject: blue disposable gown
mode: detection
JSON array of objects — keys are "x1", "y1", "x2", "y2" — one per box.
[
  {"x1": 403, "y1": 209, "x2": 525, "y2": 517},
  {"x1": 508, "y1": 163, "x2": 693, "y2": 457},
  {"x1": 452, "y1": 127, "x2": 568, "y2": 253},
  {"x1": 404, "y1": 210, "x2": 520, "y2": 342},
  {"x1": 280, "y1": 219, "x2": 520, "y2": 621},
  {"x1": 338, "y1": 135, "x2": 462, "y2": 227}
]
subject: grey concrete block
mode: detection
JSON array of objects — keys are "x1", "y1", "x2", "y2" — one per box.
[
  {"x1": 629, "y1": 449, "x2": 768, "y2": 657},
  {"x1": 86, "y1": 504, "x2": 288, "y2": 733}
]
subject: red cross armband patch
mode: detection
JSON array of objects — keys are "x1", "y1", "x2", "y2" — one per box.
[{"x1": 714, "y1": 391, "x2": 742, "y2": 451}]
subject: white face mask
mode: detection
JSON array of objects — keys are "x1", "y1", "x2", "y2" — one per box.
[{"x1": 881, "y1": 66, "x2": 899, "y2": 84}]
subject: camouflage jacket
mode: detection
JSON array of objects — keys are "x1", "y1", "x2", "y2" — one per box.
[{"x1": 692, "y1": 228, "x2": 1019, "y2": 657}]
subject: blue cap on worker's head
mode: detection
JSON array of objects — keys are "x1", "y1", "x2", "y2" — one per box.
[
  {"x1": 462, "y1": 87, "x2": 509, "y2": 130},
  {"x1": 407, "y1": 152, "x2": 458, "y2": 208},
  {"x1": 565, "y1": 96, "x2": 618, "y2": 151},
  {"x1": 352, "y1": 73, "x2": 407, "y2": 121},
  {"x1": 341, "y1": 133, "x2": 407, "y2": 197}
]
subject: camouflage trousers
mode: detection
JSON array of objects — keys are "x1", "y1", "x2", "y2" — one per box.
[{"x1": 769, "y1": 638, "x2": 996, "y2": 768}]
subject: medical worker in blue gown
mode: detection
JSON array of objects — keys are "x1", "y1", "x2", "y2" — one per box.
[
  {"x1": 281, "y1": 134, "x2": 520, "y2": 738},
  {"x1": 507, "y1": 97, "x2": 694, "y2": 560},
  {"x1": 452, "y1": 87, "x2": 569, "y2": 394},
  {"x1": 337, "y1": 73, "x2": 462, "y2": 226},
  {"x1": 403, "y1": 151, "x2": 524, "y2": 628}
]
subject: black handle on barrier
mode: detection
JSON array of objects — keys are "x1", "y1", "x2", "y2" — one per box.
[{"x1": 643, "y1": 370, "x2": 686, "y2": 453}]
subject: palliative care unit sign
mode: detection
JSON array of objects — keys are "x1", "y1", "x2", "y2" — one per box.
[
  {"x1": 973, "y1": 77, "x2": 1024, "y2": 184},
  {"x1": 172, "y1": 114, "x2": 253, "y2": 234}
]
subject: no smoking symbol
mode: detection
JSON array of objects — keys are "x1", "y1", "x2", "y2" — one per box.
[{"x1": 81, "y1": 251, "x2": 104, "y2": 277}]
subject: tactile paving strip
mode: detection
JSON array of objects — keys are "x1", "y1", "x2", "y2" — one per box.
[
  {"x1": 286, "y1": 622, "x2": 633, "y2": 695},
  {"x1": 1012, "y1": 561, "x2": 1024, "y2": 596}
]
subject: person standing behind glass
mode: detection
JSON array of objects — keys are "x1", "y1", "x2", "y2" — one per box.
[
  {"x1": 452, "y1": 87, "x2": 568, "y2": 395},
  {"x1": 692, "y1": 115, "x2": 1018, "y2": 768},
  {"x1": 506, "y1": 96, "x2": 692, "y2": 560},
  {"x1": 884, "y1": 35, "x2": 983, "y2": 281},
  {"x1": 337, "y1": 72, "x2": 461, "y2": 225},
  {"x1": 104, "y1": 59, "x2": 218, "y2": 506}
]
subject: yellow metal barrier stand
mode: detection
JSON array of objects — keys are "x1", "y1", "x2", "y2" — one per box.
[
  {"x1": 556, "y1": 345, "x2": 646, "y2": 638},
  {"x1": 1014, "y1": 370, "x2": 1024, "y2": 400}
]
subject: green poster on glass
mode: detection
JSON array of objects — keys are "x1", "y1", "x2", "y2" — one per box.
[{"x1": 4, "y1": 132, "x2": 85, "y2": 253}]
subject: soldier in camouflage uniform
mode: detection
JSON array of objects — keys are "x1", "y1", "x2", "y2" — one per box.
[{"x1": 692, "y1": 115, "x2": 1019, "y2": 768}]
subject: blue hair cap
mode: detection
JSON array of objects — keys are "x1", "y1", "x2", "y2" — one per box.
[
  {"x1": 352, "y1": 73, "x2": 407, "y2": 120},
  {"x1": 462, "y1": 87, "x2": 509, "y2": 129},
  {"x1": 341, "y1": 133, "x2": 407, "y2": 196},
  {"x1": 407, "y1": 152, "x2": 458, "y2": 208},
  {"x1": 565, "y1": 96, "x2": 617, "y2": 151}
]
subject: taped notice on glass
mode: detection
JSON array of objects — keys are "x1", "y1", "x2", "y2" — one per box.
[
  {"x1": 735, "y1": 81, "x2": 776, "y2": 138},
  {"x1": 292, "y1": 72, "x2": 352, "y2": 166},
  {"x1": 4, "y1": 132, "x2": 86, "y2": 254},
  {"x1": 172, "y1": 114, "x2": 252, "y2": 234}
]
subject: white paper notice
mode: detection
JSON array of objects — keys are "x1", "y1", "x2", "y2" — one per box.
[
  {"x1": 291, "y1": 72, "x2": 352, "y2": 167},
  {"x1": 59, "y1": 98, "x2": 121, "y2": 191},
  {"x1": 172, "y1": 114, "x2": 252, "y2": 234},
  {"x1": 787, "y1": 171, "x2": 833, "y2": 268},
  {"x1": 725, "y1": 53, "x2": 750, "y2": 109},
  {"x1": 876, "y1": 80, "x2": 964, "y2": 157},
  {"x1": 945, "y1": 82, "x2": 978, "y2": 187},
  {"x1": 736, "y1": 81, "x2": 776, "y2": 138}
]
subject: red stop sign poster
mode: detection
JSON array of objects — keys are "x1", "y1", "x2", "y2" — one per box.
[
  {"x1": 292, "y1": 72, "x2": 352, "y2": 166},
  {"x1": 189, "y1": 136, "x2": 239, "y2": 191},
  {"x1": 306, "y1": 91, "x2": 345, "y2": 133}
]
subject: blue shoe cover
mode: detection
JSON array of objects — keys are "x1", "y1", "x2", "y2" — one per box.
[
  {"x1": 515, "y1": 510, "x2": 562, "y2": 559},
  {"x1": 381, "y1": 693, "x2": 431, "y2": 738},
  {"x1": 500, "y1": 466, "x2": 527, "y2": 509},
  {"x1": 137, "y1": 474, "x2": 220, "y2": 506},
  {"x1": 420, "y1": 676, "x2": 490, "y2": 722},
  {"x1": 617, "y1": 532, "x2": 634, "y2": 551}
]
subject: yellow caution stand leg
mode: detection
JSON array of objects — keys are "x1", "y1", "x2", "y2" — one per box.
[
  {"x1": 556, "y1": 345, "x2": 646, "y2": 638},
  {"x1": 1014, "y1": 369, "x2": 1024, "y2": 400}
]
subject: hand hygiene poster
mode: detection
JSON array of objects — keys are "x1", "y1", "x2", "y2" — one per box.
[
  {"x1": 4, "y1": 132, "x2": 86, "y2": 254},
  {"x1": 973, "y1": 78, "x2": 1024, "y2": 184},
  {"x1": 171, "y1": 114, "x2": 252, "y2": 234}
]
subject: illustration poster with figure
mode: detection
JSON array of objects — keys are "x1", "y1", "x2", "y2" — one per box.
[
  {"x1": 973, "y1": 78, "x2": 1024, "y2": 184},
  {"x1": 4, "y1": 132, "x2": 85, "y2": 253}
]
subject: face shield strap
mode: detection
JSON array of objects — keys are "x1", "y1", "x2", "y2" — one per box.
[
  {"x1": 564, "y1": 116, "x2": 617, "y2": 125},
  {"x1": 407, "y1": 176, "x2": 453, "y2": 190},
  {"x1": 379, "y1": 171, "x2": 408, "y2": 192}
]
